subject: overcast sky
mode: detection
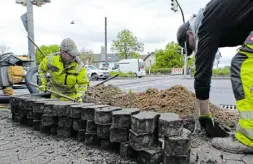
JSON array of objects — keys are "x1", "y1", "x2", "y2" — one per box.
[{"x1": 0, "y1": 0, "x2": 240, "y2": 66}]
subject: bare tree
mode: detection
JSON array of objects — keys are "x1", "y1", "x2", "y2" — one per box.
[{"x1": 0, "y1": 44, "x2": 10, "y2": 54}]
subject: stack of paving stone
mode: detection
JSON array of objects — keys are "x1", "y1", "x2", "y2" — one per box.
[
  {"x1": 111, "y1": 108, "x2": 140, "y2": 144},
  {"x1": 81, "y1": 105, "x2": 109, "y2": 145},
  {"x1": 10, "y1": 95, "x2": 35, "y2": 124},
  {"x1": 9, "y1": 95, "x2": 193, "y2": 164},
  {"x1": 52, "y1": 102, "x2": 79, "y2": 138},
  {"x1": 33, "y1": 99, "x2": 59, "y2": 131},
  {"x1": 129, "y1": 111, "x2": 163, "y2": 164},
  {"x1": 110, "y1": 108, "x2": 140, "y2": 159},
  {"x1": 70, "y1": 103, "x2": 94, "y2": 141},
  {"x1": 94, "y1": 106, "x2": 122, "y2": 149},
  {"x1": 159, "y1": 113, "x2": 192, "y2": 164}
]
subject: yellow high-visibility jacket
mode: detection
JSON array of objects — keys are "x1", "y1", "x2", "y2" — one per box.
[{"x1": 38, "y1": 52, "x2": 89, "y2": 101}]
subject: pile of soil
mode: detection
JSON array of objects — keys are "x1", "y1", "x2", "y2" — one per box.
[{"x1": 86, "y1": 84, "x2": 239, "y2": 129}]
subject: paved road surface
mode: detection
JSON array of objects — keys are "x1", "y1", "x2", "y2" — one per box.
[{"x1": 90, "y1": 76, "x2": 236, "y2": 106}]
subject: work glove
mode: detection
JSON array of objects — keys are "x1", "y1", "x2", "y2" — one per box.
[
  {"x1": 38, "y1": 85, "x2": 47, "y2": 92},
  {"x1": 199, "y1": 115, "x2": 230, "y2": 137}
]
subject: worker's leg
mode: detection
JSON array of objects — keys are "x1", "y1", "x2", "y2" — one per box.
[
  {"x1": 233, "y1": 50, "x2": 253, "y2": 148},
  {"x1": 212, "y1": 47, "x2": 253, "y2": 153}
]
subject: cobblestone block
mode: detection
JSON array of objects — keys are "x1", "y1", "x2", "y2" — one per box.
[
  {"x1": 94, "y1": 106, "x2": 121, "y2": 125},
  {"x1": 131, "y1": 111, "x2": 160, "y2": 134},
  {"x1": 27, "y1": 118, "x2": 33, "y2": 126},
  {"x1": 23, "y1": 99, "x2": 38, "y2": 111},
  {"x1": 33, "y1": 99, "x2": 54, "y2": 113},
  {"x1": 81, "y1": 105, "x2": 109, "y2": 121},
  {"x1": 120, "y1": 142, "x2": 137, "y2": 159},
  {"x1": 164, "y1": 128, "x2": 191, "y2": 156},
  {"x1": 70, "y1": 103, "x2": 94, "y2": 118},
  {"x1": 137, "y1": 148, "x2": 163, "y2": 164},
  {"x1": 159, "y1": 113, "x2": 184, "y2": 137},
  {"x1": 183, "y1": 118, "x2": 195, "y2": 133},
  {"x1": 27, "y1": 110, "x2": 33, "y2": 119},
  {"x1": 41, "y1": 115, "x2": 52, "y2": 126},
  {"x1": 32, "y1": 100, "x2": 45, "y2": 113},
  {"x1": 97, "y1": 124, "x2": 111, "y2": 138},
  {"x1": 57, "y1": 127, "x2": 72, "y2": 138},
  {"x1": 85, "y1": 133, "x2": 100, "y2": 145},
  {"x1": 41, "y1": 126, "x2": 51, "y2": 134},
  {"x1": 53, "y1": 102, "x2": 79, "y2": 116},
  {"x1": 77, "y1": 129, "x2": 86, "y2": 142},
  {"x1": 33, "y1": 112, "x2": 43, "y2": 120},
  {"x1": 43, "y1": 102, "x2": 58, "y2": 115},
  {"x1": 12, "y1": 113, "x2": 21, "y2": 123},
  {"x1": 110, "y1": 127, "x2": 129, "y2": 143},
  {"x1": 163, "y1": 151, "x2": 190, "y2": 164},
  {"x1": 50, "y1": 125, "x2": 58, "y2": 135},
  {"x1": 129, "y1": 129, "x2": 158, "y2": 151},
  {"x1": 86, "y1": 121, "x2": 97, "y2": 133},
  {"x1": 58, "y1": 116, "x2": 73, "y2": 128},
  {"x1": 100, "y1": 138, "x2": 112, "y2": 149},
  {"x1": 73, "y1": 118, "x2": 82, "y2": 130},
  {"x1": 112, "y1": 108, "x2": 140, "y2": 128},
  {"x1": 33, "y1": 120, "x2": 41, "y2": 130}
]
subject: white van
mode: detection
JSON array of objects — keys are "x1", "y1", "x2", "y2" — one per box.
[{"x1": 113, "y1": 59, "x2": 146, "y2": 78}]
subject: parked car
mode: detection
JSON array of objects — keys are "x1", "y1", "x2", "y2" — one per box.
[{"x1": 84, "y1": 65, "x2": 110, "y2": 80}]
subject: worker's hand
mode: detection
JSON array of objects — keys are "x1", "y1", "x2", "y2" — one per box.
[{"x1": 38, "y1": 85, "x2": 47, "y2": 92}]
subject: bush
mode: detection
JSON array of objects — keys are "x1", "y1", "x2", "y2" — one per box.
[
  {"x1": 190, "y1": 67, "x2": 230, "y2": 76},
  {"x1": 145, "y1": 68, "x2": 171, "y2": 74},
  {"x1": 110, "y1": 71, "x2": 135, "y2": 77}
]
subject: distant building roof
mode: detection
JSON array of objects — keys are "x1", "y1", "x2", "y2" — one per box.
[
  {"x1": 143, "y1": 52, "x2": 155, "y2": 61},
  {"x1": 140, "y1": 55, "x2": 147, "y2": 60}
]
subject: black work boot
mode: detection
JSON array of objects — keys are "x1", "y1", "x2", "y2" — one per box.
[{"x1": 199, "y1": 115, "x2": 230, "y2": 138}]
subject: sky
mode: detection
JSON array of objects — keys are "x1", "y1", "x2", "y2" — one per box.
[{"x1": 0, "y1": 0, "x2": 240, "y2": 67}]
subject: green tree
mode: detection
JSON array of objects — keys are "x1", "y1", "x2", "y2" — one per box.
[
  {"x1": 36, "y1": 44, "x2": 60, "y2": 65},
  {"x1": 111, "y1": 29, "x2": 144, "y2": 59},
  {"x1": 187, "y1": 56, "x2": 194, "y2": 67},
  {"x1": 153, "y1": 42, "x2": 183, "y2": 69}
]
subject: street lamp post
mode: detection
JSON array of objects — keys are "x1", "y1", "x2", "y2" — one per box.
[
  {"x1": 171, "y1": 0, "x2": 188, "y2": 78},
  {"x1": 16, "y1": 0, "x2": 51, "y2": 67}
]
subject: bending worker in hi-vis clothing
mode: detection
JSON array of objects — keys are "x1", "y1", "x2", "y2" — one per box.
[{"x1": 38, "y1": 38, "x2": 89, "y2": 102}]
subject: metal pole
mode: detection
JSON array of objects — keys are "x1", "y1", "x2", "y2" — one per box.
[
  {"x1": 175, "y1": 0, "x2": 187, "y2": 77},
  {"x1": 105, "y1": 17, "x2": 108, "y2": 66},
  {"x1": 184, "y1": 42, "x2": 188, "y2": 77},
  {"x1": 175, "y1": 0, "x2": 185, "y2": 23},
  {"x1": 27, "y1": 0, "x2": 36, "y2": 67}
]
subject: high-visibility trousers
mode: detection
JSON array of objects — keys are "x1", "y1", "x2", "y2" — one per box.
[{"x1": 231, "y1": 40, "x2": 253, "y2": 148}]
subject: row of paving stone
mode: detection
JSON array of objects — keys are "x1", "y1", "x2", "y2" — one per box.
[{"x1": 9, "y1": 95, "x2": 195, "y2": 164}]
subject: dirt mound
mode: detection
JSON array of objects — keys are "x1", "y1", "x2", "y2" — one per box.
[
  {"x1": 85, "y1": 84, "x2": 126, "y2": 104},
  {"x1": 86, "y1": 84, "x2": 239, "y2": 129}
]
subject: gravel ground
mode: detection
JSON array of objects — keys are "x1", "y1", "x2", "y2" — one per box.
[{"x1": 0, "y1": 109, "x2": 137, "y2": 164}]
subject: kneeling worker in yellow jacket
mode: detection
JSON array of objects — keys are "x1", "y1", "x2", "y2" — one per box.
[{"x1": 38, "y1": 38, "x2": 89, "y2": 102}]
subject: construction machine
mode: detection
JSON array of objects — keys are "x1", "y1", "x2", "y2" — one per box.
[{"x1": 0, "y1": 52, "x2": 33, "y2": 99}]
